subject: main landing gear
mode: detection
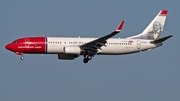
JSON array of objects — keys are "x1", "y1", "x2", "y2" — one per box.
[{"x1": 83, "y1": 55, "x2": 92, "y2": 63}]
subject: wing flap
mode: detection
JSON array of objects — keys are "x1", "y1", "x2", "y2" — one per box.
[{"x1": 90, "y1": 45, "x2": 102, "y2": 50}]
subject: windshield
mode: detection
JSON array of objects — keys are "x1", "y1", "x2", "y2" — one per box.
[{"x1": 12, "y1": 41, "x2": 18, "y2": 44}]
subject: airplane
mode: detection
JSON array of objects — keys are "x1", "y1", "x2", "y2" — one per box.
[{"x1": 5, "y1": 10, "x2": 172, "y2": 63}]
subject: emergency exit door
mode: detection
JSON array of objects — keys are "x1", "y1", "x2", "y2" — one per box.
[{"x1": 137, "y1": 40, "x2": 141, "y2": 49}]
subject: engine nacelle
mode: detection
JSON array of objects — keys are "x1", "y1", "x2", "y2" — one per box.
[
  {"x1": 63, "y1": 46, "x2": 81, "y2": 54},
  {"x1": 58, "y1": 54, "x2": 78, "y2": 60}
]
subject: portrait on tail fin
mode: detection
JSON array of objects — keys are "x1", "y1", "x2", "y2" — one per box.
[{"x1": 147, "y1": 21, "x2": 163, "y2": 40}]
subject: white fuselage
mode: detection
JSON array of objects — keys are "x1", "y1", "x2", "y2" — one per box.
[{"x1": 46, "y1": 37, "x2": 160, "y2": 55}]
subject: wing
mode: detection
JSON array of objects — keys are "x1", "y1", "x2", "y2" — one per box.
[{"x1": 80, "y1": 21, "x2": 124, "y2": 55}]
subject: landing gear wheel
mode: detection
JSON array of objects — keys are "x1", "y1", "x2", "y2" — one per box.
[
  {"x1": 20, "y1": 56, "x2": 24, "y2": 60},
  {"x1": 83, "y1": 58, "x2": 89, "y2": 63},
  {"x1": 87, "y1": 55, "x2": 92, "y2": 60}
]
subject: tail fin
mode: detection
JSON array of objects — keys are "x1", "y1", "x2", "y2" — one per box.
[{"x1": 127, "y1": 10, "x2": 168, "y2": 40}]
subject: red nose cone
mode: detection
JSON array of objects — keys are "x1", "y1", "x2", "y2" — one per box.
[{"x1": 5, "y1": 44, "x2": 12, "y2": 51}]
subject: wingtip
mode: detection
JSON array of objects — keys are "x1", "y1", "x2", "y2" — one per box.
[{"x1": 116, "y1": 20, "x2": 124, "y2": 32}]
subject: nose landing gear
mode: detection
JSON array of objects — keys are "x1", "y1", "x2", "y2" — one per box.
[
  {"x1": 15, "y1": 52, "x2": 24, "y2": 60},
  {"x1": 20, "y1": 55, "x2": 24, "y2": 60}
]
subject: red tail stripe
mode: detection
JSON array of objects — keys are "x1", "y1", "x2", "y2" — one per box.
[{"x1": 160, "y1": 10, "x2": 168, "y2": 15}]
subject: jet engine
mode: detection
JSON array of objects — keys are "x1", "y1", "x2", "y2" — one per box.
[{"x1": 63, "y1": 46, "x2": 81, "y2": 54}]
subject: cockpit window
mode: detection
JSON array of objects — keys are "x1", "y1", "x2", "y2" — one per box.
[{"x1": 12, "y1": 41, "x2": 18, "y2": 44}]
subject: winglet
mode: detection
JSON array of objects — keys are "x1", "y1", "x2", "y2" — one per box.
[{"x1": 116, "y1": 20, "x2": 124, "y2": 32}]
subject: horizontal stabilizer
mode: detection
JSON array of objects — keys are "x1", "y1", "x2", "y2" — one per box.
[{"x1": 150, "y1": 35, "x2": 173, "y2": 44}]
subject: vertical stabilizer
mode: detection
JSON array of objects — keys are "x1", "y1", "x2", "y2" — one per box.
[{"x1": 127, "y1": 10, "x2": 168, "y2": 40}]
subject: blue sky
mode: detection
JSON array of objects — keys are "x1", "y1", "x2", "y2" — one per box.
[{"x1": 0, "y1": 0, "x2": 179, "y2": 101}]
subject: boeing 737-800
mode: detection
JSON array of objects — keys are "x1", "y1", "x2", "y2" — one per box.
[{"x1": 5, "y1": 10, "x2": 172, "y2": 63}]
